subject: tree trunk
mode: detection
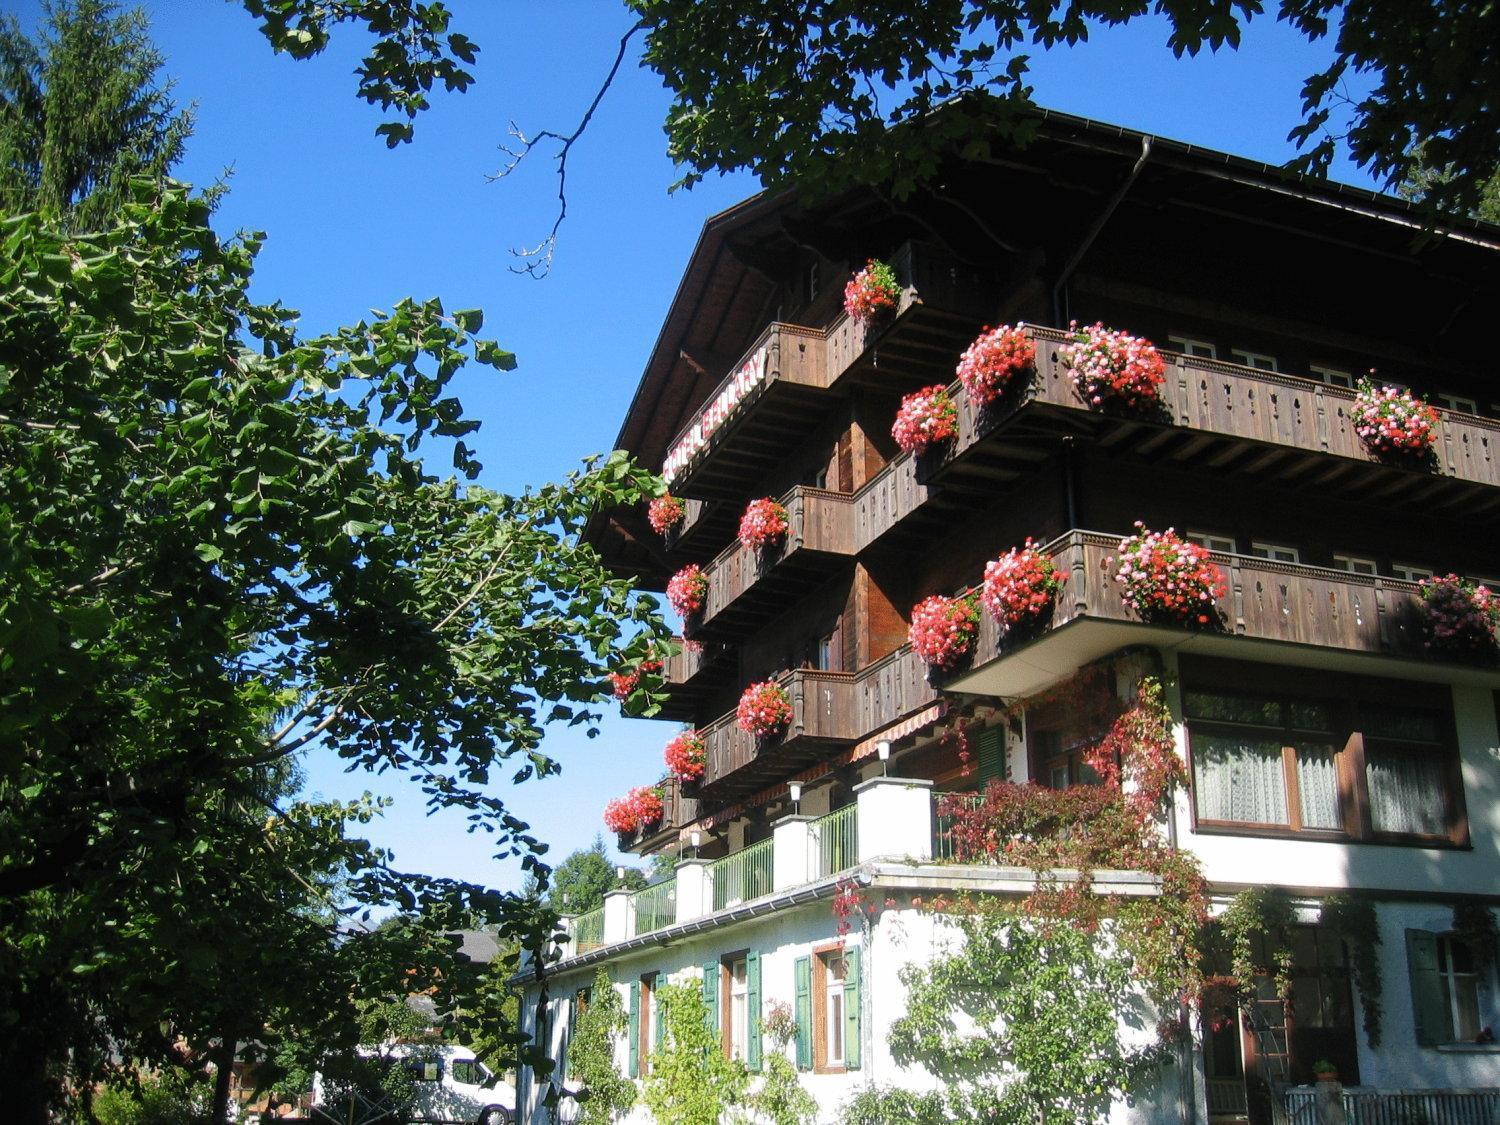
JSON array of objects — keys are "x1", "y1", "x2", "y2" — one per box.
[{"x1": 209, "y1": 1037, "x2": 236, "y2": 1125}]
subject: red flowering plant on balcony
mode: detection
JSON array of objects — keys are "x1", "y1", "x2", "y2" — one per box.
[
  {"x1": 602, "y1": 785, "x2": 665, "y2": 835},
  {"x1": 1110, "y1": 523, "x2": 1226, "y2": 627},
  {"x1": 608, "y1": 656, "x2": 663, "y2": 700},
  {"x1": 956, "y1": 323, "x2": 1036, "y2": 407},
  {"x1": 1418, "y1": 575, "x2": 1500, "y2": 656},
  {"x1": 737, "y1": 679, "x2": 793, "y2": 739},
  {"x1": 1060, "y1": 321, "x2": 1167, "y2": 413},
  {"x1": 666, "y1": 563, "x2": 708, "y2": 617},
  {"x1": 843, "y1": 258, "x2": 900, "y2": 324},
  {"x1": 981, "y1": 539, "x2": 1066, "y2": 635},
  {"x1": 891, "y1": 385, "x2": 959, "y2": 456},
  {"x1": 908, "y1": 593, "x2": 981, "y2": 669},
  {"x1": 1353, "y1": 378, "x2": 1440, "y2": 460},
  {"x1": 663, "y1": 730, "x2": 707, "y2": 781},
  {"x1": 647, "y1": 493, "x2": 686, "y2": 536},
  {"x1": 738, "y1": 497, "x2": 790, "y2": 550}
]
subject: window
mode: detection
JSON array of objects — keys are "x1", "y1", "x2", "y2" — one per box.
[
  {"x1": 812, "y1": 630, "x2": 837, "y2": 671},
  {"x1": 823, "y1": 950, "x2": 847, "y2": 1066},
  {"x1": 728, "y1": 957, "x2": 749, "y2": 1061},
  {"x1": 1333, "y1": 554, "x2": 1378, "y2": 576},
  {"x1": 714, "y1": 951, "x2": 760, "y2": 1067},
  {"x1": 1250, "y1": 542, "x2": 1301, "y2": 564},
  {"x1": 1392, "y1": 562, "x2": 1435, "y2": 583},
  {"x1": 1183, "y1": 661, "x2": 1465, "y2": 844},
  {"x1": 808, "y1": 463, "x2": 829, "y2": 489},
  {"x1": 630, "y1": 971, "x2": 659, "y2": 1077},
  {"x1": 408, "y1": 1058, "x2": 443, "y2": 1082},
  {"x1": 807, "y1": 260, "x2": 820, "y2": 303},
  {"x1": 1186, "y1": 531, "x2": 1237, "y2": 555},
  {"x1": 803, "y1": 945, "x2": 861, "y2": 1072},
  {"x1": 1231, "y1": 349, "x2": 1278, "y2": 372},
  {"x1": 1435, "y1": 391, "x2": 1478, "y2": 415},
  {"x1": 1311, "y1": 366, "x2": 1354, "y2": 389},
  {"x1": 1168, "y1": 335, "x2": 1217, "y2": 360},
  {"x1": 1407, "y1": 929, "x2": 1491, "y2": 1045},
  {"x1": 1032, "y1": 727, "x2": 1102, "y2": 790},
  {"x1": 451, "y1": 1059, "x2": 492, "y2": 1086}
]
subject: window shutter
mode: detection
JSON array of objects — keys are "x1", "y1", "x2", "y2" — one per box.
[
  {"x1": 794, "y1": 956, "x2": 812, "y2": 1070},
  {"x1": 702, "y1": 961, "x2": 719, "y2": 1043},
  {"x1": 977, "y1": 725, "x2": 1005, "y2": 786},
  {"x1": 844, "y1": 946, "x2": 862, "y2": 1070},
  {"x1": 653, "y1": 983, "x2": 665, "y2": 1048},
  {"x1": 747, "y1": 949, "x2": 763, "y2": 1072},
  {"x1": 627, "y1": 980, "x2": 640, "y2": 1078},
  {"x1": 1405, "y1": 929, "x2": 1451, "y2": 1046},
  {"x1": 558, "y1": 998, "x2": 572, "y2": 1084}
]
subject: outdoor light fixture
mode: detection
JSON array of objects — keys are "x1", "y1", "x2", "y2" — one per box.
[
  {"x1": 789, "y1": 782, "x2": 802, "y2": 812},
  {"x1": 615, "y1": 865, "x2": 625, "y2": 884},
  {"x1": 877, "y1": 739, "x2": 892, "y2": 775},
  {"x1": 690, "y1": 829, "x2": 701, "y2": 859}
]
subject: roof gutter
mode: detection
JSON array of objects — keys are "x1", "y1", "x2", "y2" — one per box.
[{"x1": 1051, "y1": 134, "x2": 1153, "y2": 326}]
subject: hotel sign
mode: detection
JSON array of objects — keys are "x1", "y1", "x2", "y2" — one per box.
[{"x1": 661, "y1": 341, "x2": 773, "y2": 483}]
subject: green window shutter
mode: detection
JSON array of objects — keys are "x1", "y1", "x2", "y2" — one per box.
[
  {"x1": 703, "y1": 961, "x2": 719, "y2": 1043},
  {"x1": 793, "y1": 956, "x2": 813, "y2": 1070},
  {"x1": 653, "y1": 979, "x2": 665, "y2": 1049},
  {"x1": 558, "y1": 999, "x2": 572, "y2": 1084},
  {"x1": 1405, "y1": 929, "x2": 1451, "y2": 1046},
  {"x1": 747, "y1": 949, "x2": 762, "y2": 1072},
  {"x1": 844, "y1": 946, "x2": 862, "y2": 1070},
  {"x1": 627, "y1": 980, "x2": 640, "y2": 1078},
  {"x1": 977, "y1": 726, "x2": 1005, "y2": 786}
]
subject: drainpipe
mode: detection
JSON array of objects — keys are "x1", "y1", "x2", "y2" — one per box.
[{"x1": 1051, "y1": 136, "x2": 1153, "y2": 326}]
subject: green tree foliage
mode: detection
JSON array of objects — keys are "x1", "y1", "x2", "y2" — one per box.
[
  {"x1": 0, "y1": 1, "x2": 192, "y2": 230},
  {"x1": 888, "y1": 907, "x2": 1165, "y2": 1124},
  {"x1": 0, "y1": 181, "x2": 669, "y2": 1118},
  {"x1": 240, "y1": 0, "x2": 1500, "y2": 221},
  {"x1": 642, "y1": 981, "x2": 748, "y2": 1125},
  {"x1": 568, "y1": 968, "x2": 635, "y2": 1125},
  {"x1": 838, "y1": 1085, "x2": 947, "y2": 1124},
  {"x1": 550, "y1": 836, "x2": 645, "y2": 915},
  {"x1": 749, "y1": 1009, "x2": 817, "y2": 1125},
  {"x1": 1398, "y1": 142, "x2": 1500, "y2": 224}
]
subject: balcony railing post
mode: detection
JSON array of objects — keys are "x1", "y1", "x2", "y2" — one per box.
[
  {"x1": 854, "y1": 776, "x2": 934, "y2": 864},
  {"x1": 674, "y1": 857, "x2": 714, "y2": 924},
  {"x1": 602, "y1": 887, "x2": 632, "y2": 946},
  {"x1": 771, "y1": 814, "x2": 816, "y2": 891}
]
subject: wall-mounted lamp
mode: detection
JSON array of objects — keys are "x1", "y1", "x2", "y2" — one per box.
[
  {"x1": 876, "y1": 739, "x2": 892, "y2": 776},
  {"x1": 690, "y1": 829, "x2": 701, "y2": 859},
  {"x1": 615, "y1": 865, "x2": 626, "y2": 885},
  {"x1": 789, "y1": 782, "x2": 802, "y2": 813}
]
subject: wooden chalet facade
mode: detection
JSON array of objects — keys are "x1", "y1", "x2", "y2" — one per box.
[{"x1": 519, "y1": 110, "x2": 1500, "y2": 1124}]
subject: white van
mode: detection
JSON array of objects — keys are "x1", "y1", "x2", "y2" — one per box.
[{"x1": 313, "y1": 1043, "x2": 515, "y2": 1124}]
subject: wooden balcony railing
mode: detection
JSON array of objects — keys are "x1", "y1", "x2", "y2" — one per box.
[
  {"x1": 687, "y1": 486, "x2": 856, "y2": 640},
  {"x1": 940, "y1": 326, "x2": 1500, "y2": 501}
]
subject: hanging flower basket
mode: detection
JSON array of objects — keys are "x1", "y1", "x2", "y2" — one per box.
[
  {"x1": 843, "y1": 258, "x2": 900, "y2": 324},
  {"x1": 608, "y1": 658, "x2": 663, "y2": 700},
  {"x1": 602, "y1": 785, "x2": 664, "y2": 836},
  {"x1": 1418, "y1": 575, "x2": 1499, "y2": 656},
  {"x1": 738, "y1": 497, "x2": 790, "y2": 550},
  {"x1": 1060, "y1": 321, "x2": 1166, "y2": 412},
  {"x1": 667, "y1": 564, "x2": 709, "y2": 617},
  {"x1": 647, "y1": 493, "x2": 686, "y2": 536},
  {"x1": 1353, "y1": 378, "x2": 1439, "y2": 460},
  {"x1": 737, "y1": 680, "x2": 793, "y2": 738},
  {"x1": 981, "y1": 539, "x2": 1065, "y2": 633},
  {"x1": 891, "y1": 385, "x2": 959, "y2": 456},
  {"x1": 957, "y1": 323, "x2": 1036, "y2": 407},
  {"x1": 908, "y1": 593, "x2": 981, "y2": 669},
  {"x1": 664, "y1": 730, "x2": 707, "y2": 781},
  {"x1": 1110, "y1": 523, "x2": 1226, "y2": 627}
]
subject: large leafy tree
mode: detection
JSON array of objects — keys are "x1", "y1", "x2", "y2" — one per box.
[
  {"x1": 239, "y1": 0, "x2": 1499, "y2": 230},
  {"x1": 549, "y1": 835, "x2": 646, "y2": 916},
  {"x1": 0, "y1": 180, "x2": 669, "y2": 1119},
  {"x1": 0, "y1": 0, "x2": 193, "y2": 230}
]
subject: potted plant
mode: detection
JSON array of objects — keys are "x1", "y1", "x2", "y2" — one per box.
[
  {"x1": 957, "y1": 323, "x2": 1036, "y2": 407},
  {"x1": 1312, "y1": 1059, "x2": 1338, "y2": 1083},
  {"x1": 1353, "y1": 377, "x2": 1439, "y2": 462},
  {"x1": 737, "y1": 680, "x2": 793, "y2": 739},
  {"x1": 647, "y1": 493, "x2": 686, "y2": 536},
  {"x1": 1110, "y1": 523, "x2": 1226, "y2": 627},
  {"x1": 1418, "y1": 574, "x2": 1500, "y2": 656},
  {"x1": 664, "y1": 730, "x2": 707, "y2": 784},
  {"x1": 843, "y1": 258, "x2": 900, "y2": 325},
  {"x1": 981, "y1": 538, "x2": 1065, "y2": 636},
  {"x1": 1060, "y1": 321, "x2": 1167, "y2": 413},
  {"x1": 908, "y1": 593, "x2": 981, "y2": 669},
  {"x1": 738, "y1": 496, "x2": 790, "y2": 551},
  {"x1": 603, "y1": 785, "x2": 665, "y2": 847},
  {"x1": 667, "y1": 563, "x2": 709, "y2": 617},
  {"x1": 891, "y1": 385, "x2": 960, "y2": 456}
]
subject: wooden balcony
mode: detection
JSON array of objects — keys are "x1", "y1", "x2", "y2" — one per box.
[
  {"x1": 933, "y1": 326, "x2": 1500, "y2": 515},
  {"x1": 655, "y1": 637, "x2": 735, "y2": 722},
  {"x1": 696, "y1": 647, "x2": 938, "y2": 801},
  {"x1": 948, "y1": 530, "x2": 1496, "y2": 702},
  {"x1": 662, "y1": 322, "x2": 832, "y2": 500},
  {"x1": 687, "y1": 486, "x2": 856, "y2": 641},
  {"x1": 662, "y1": 497, "x2": 735, "y2": 564}
]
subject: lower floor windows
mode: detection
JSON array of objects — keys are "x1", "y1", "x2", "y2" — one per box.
[
  {"x1": 1408, "y1": 928, "x2": 1493, "y2": 1045},
  {"x1": 728, "y1": 956, "x2": 750, "y2": 1062},
  {"x1": 821, "y1": 949, "x2": 847, "y2": 1067}
]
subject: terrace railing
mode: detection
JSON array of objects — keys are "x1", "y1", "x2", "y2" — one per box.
[
  {"x1": 571, "y1": 906, "x2": 604, "y2": 954},
  {"x1": 809, "y1": 804, "x2": 858, "y2": 880},
  {"x1": 1282, "y1": 1086, "x2": 1500, "y2": 1125},
  {"x1": 631, "y1": 878, "x2": 677, "y2": 937},
  {"x1": 711, "y1": 837, "x2": 774, "y2": 911}
]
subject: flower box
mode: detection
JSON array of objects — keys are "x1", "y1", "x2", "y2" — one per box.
[
  {"x1": 664, "y1": 730, "x2": 707, "y2": 781},
  {"x1": 667, "y1": 564, "x2": 709, "y2": 617},
  {"x1": 737, "y1": 680, "x2": 793, "y2": 739},
  {"x1": 957, "y1": 323, "x2": 1036, "y2": 407},
  {"x1": 603, "y1": 785, "x2": 664, "y2": 835},
  {"x1": 1110, "y1": 524, "x2": 1225, "y2": 627},
  {"x1": 738, "y1": 497, "x2": 790, "y2": 551},
  {"x1": 908, "y1": 593, "x2": 981, "y2": 669},
  {"x1": 647, "y1": 493, "x2": 686, "y2": 536},
  {"x1": 1419, "y1": 574, "x2": 1499, "y2": 656},
  {"x1": 1060, "y1": 321, "x2": 1166, "y2": 413},
  {"x1": 981, "y1": 539, "x2": 1065, "y2": 635},
  {"x1": 891, "y1": 385, "x2": 959, "y2": 456},
  {"x1": 1353, "y1": 378, "x2": 1439, "y2": 461},
  {"x1": 843, "y1": 258, "x2": 900, "y2": 324}
]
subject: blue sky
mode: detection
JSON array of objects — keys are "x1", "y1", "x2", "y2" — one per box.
[{"x1": 14, "y1": 1, "x2": 1379, "y2": 894}]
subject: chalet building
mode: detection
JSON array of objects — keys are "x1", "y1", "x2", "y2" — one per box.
[{"x1": 516, "y1": 109, "x2": 1500, "y2": 1124}]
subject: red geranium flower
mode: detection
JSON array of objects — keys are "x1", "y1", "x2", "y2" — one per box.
[
  {"x1": 738, "y1": 497, "x2": 790, "y2": 550},
  {"x1": 663, "y1": 730, "x2": 707, "y2": 780},
  {"x1": 667, "y1": 564, "x2": 709, "y2": 616},
  {"x1": 1061, "y1": 322, "x2": 1166, "y2": 411},
  {"x1": 603, "y1": 785, "x2": 665, "y2": 834},
  {"x1": 957, "y1": 324, "x2": 1035, "y2": 406},
  {"x1": 981, "y1": 539, "x2": 1065, "y2": 631},
  {"x1": 909, "y1": 593, "x2": 980, "y2": 668},
  {"x1": 648, "y1": 494, "x2": 686, "y2": 536},
  {"x1": 1111, "y1": 523, "x2": 1226, "y2": 627},
  {"x1": 737, "y1": 680, "x2": 793, "y2": 738},
  {"x1": 843, "y1": 259, "x2": 900, "y2": 324},
  {"x1": 891, "y1": 385, "x2": 959, "y2": 456},
  {"x1": 1353, "y1": 378, "x2": 1439, "y2": 458}
]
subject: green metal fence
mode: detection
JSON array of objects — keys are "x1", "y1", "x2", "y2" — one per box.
[
  {"x1": 810, "y1": 804, "x2": 858, "y2": 879},
  {"x1": 712, "y1": 838, "x2": 774, "y2": 910},
  {"x1": 631, "y1": 878, "x2": 677, "y2": 936},
  {"x1": 932, "y1": 792, "x2": 983, "y2": 861},
  {"x1": 572, "y1": 906, "x2": 604, "y2": 953}
]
